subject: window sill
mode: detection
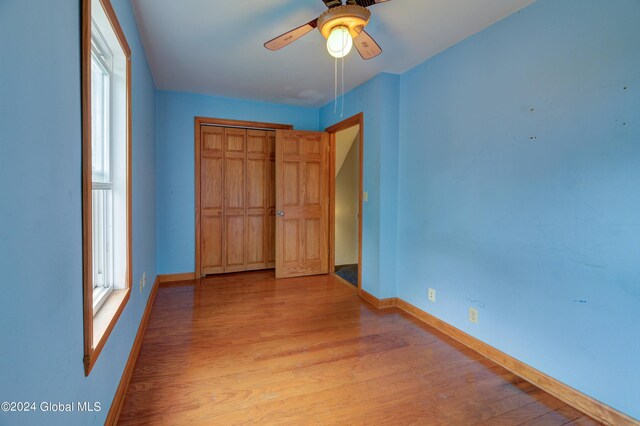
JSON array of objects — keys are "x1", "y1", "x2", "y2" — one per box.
[{"x1": 84, "y1": 288, "x2": 130, "y2": 375}]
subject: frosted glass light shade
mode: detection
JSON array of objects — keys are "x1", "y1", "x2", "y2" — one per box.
[{"x1": 326, "y1": 26, "x2": 353, "y2": 58}]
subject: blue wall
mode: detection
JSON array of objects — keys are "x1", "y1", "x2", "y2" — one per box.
[
  {"x1": 156, "y1": 90, "x2": 319, "y2": 274},
  {"x1": 0, "y1": 0, "x2": 157, "y2": 424},
  {"x1": 320, "y1": 73, "x2": 400, "y2": 299},
  {"x1": 397, "y1": 0, "x2": 640, "y2": 419},
  {"x1": 2, "y1": 0, "x2": 638, "y2": 422}
]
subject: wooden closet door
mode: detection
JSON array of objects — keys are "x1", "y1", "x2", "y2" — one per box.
[
  {"x1": 267, "y1": 132, "x2": 276, "y2": 268},
  {"x1": 245, "y1": 130, "x2": 269, "y2": 270},
  {"x1": 224, "y1": 128, "x2": 247, "y2": 272},
  {"x1": 199, "y1": 124, "x2": 277, "y2": 276},
  {"x1": 200, "y1": 126, "x2": 225, "y2": 275}
]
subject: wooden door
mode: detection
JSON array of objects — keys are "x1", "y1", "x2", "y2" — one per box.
[
  {"x1": 197, "y1": 118, "x2": 292, "y2": 277},
  {"x1": 245, "y1": 130, "x2": 272, "y2": 270},
  {"x1": 275, "y1": 130, "x2": 329, "y2": 278},
  {"x1": 267, "y1": 132, "x2": 276, "y2": 268},
  {"x1": 200, "y1": 126, "x2": 225, "y2": 275},
  {"x1": 224, "y1": 128, "x2": 246, "y2": 272}
]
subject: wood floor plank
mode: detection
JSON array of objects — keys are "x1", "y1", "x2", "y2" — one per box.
[
  {"x1": 522, "y1": 405, "x2": 584, "y2": 426},
  {"x1": 564, "y1": 416, "x2": 603, "y2": 426},
  {"x1": 117, "y1": 271, "x2": 601, "y2": 425}
]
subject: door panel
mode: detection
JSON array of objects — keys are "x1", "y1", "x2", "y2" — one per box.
[
  {"x1": 275, "y1": 130, "x2": 329, "y2": 278},
  {"x1": 225, "y1": 215, "x2": 245, "y2": 271},
  {"x1": 283, "y1": 138, "x2": 300, "y2": 155},
  {"x1": 202, "y1": 157, "x2": 223, "y2": 209},
  {"x1": 304, "y1": 218, "x2": 321, "y2": 261},
  {"x1": 246, "y1": 214, "x2": 265, "y2": 269},
  {"x1": 202, "y1": 216, "x2": 223, "y2": 274},
  {"x1": 246, "y1": 130, "x2": 270, "y2": 270},
  {"x1": 225, "y1": 128, "x2": 245, "y2": 153},
  {"x1": 305, "y1": 162, "x2": 321, "y2": 205},
  {"x1": 246, "y1": 159, "x2": 265, "y2": 209},
  {"x1": 203, "y1": 126, "x2": 224, "y2": 153},
  {"x1": 247, "y1": 130, "x2": 269, "y2": 154},
  {"x1": 282, "y1": 219, "x2": 301, "y2": 263},
  {"x1": 200, "y1": 126, "x2": 225, "y2": 275},
  {"x1": 301, "y1": 138, "x2": 322, "y2": 155},
  {"x1": 224, "y1": 129, "x2": 246, "y2": 271},
  {"x1": 267, "y1": 131, "x2": 276, "y2": 267},
  {"x1": 225, "y1": 158, "x2": 245, "y2": 209},
  {"x1": 267, "y1": 215, "x2": 276, "y2": 267},
  {"x1": 282, "y1": 162, "x2": 300, "y2": 206}
]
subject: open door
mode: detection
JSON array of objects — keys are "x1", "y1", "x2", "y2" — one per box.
[{"x1": 275, "y1": 130, "x2": 329, "y2": 278}]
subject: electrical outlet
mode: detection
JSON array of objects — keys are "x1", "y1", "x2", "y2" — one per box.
[
  {"x1": 363, "y1": 191, "x2": 368, "y2": 202},
  {"x1": 428, "y1": 288, "x2": 436, "y2": 303},
  {"x1": 469, "y1": 307, "x2": 479, "y2": 324}
]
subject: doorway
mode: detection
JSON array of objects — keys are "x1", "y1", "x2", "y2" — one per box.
[{"x1": 327, "y1": 114, "x2": 363, "y2": 289}]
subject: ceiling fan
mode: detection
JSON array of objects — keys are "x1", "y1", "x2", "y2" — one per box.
[{"x1": 264, "y1": 0, "x2": 391, "y2": 60}]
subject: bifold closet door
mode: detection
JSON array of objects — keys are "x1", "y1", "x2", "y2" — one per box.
[
  {"x1": 200, "y1": 126, "x2": 276, "y2": 275},
  {"x1": 246, "y1": 130, "x2": 272, "y2": 270},
  {"x1": 200, "y1": 126, "x2": 225, "y2": 275},
  {"x1": 224, "y1": 128, "x2": 247, "y2": 272},
  {"x1": 267, "y1": 131, "x2": 276, "y2": 268}
]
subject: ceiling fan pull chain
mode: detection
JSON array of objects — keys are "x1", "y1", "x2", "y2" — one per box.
[
  {"x1": 334, "y1": 56, "x2": 338, "y2": 113},
  {"x1": 341, "y1": 54, "x2": 345, "y2": 117}
]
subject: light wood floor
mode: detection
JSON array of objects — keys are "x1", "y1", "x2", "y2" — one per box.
[{"x1": 118, "y1": 271, "x2": 600, "y2": 425}]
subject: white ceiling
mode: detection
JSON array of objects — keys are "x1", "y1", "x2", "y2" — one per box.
[{"x1": 131, "y1": 0, "x2": 535, "y2": 107}]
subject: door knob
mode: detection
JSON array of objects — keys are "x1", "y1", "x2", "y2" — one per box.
[{"x1": 276, "y1": 210, "x2": 285, "y2": 217}]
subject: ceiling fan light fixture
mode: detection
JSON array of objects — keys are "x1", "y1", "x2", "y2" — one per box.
[
  {"x1": 264, "y1": 3, "x2": 382, "y2": 61},
  {"x1": 327, "y1": 26, "x2": 353, "y2": 58}
]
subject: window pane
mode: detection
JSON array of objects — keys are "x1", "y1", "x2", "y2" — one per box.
[
  {"x1": 91, "y1": 42, "x2": 114, "y2": 312},
  {"x1": 91, "y1": 53, "x2": 110, "y2": 183},
  {"x1": 92, "y1": 187, "x2": 113, "y2": 298}
]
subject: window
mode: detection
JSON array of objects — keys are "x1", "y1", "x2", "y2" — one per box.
[
  {"x1": 82, "y1": 0, "x2": 131, "y2": 376},
  {"x1": 91, "y1": 26, "x2": 114, "y2": 312}
]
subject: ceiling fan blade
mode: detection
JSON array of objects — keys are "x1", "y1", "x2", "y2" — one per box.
[
  {"x1": 353, "y1": 30, "x2": 382, "y2": 60},
  {"x1": 264, "y1": 19, "x2": 318, "y2": 51},
  {"x1": 322, "y1": 0, "x2": 343, "y2": 8},
  {"x1": 350, "y1": 0, "x2": 390, "y2": 7}
]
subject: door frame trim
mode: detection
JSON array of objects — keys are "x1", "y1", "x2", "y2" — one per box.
[
  {"x1": 194, "y1": 117, "x2": 293, "y2": 278},
  {"x1": 325, "y1": 113, "x2": 364, "y2": 290}
]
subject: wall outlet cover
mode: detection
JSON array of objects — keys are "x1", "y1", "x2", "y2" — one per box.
[
  {"x1": 469, "y1": 307, "x2": 479, "y2": 324},
  {"x1": 428, "y1": 288, "x2": 436, "y2": 302}
]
